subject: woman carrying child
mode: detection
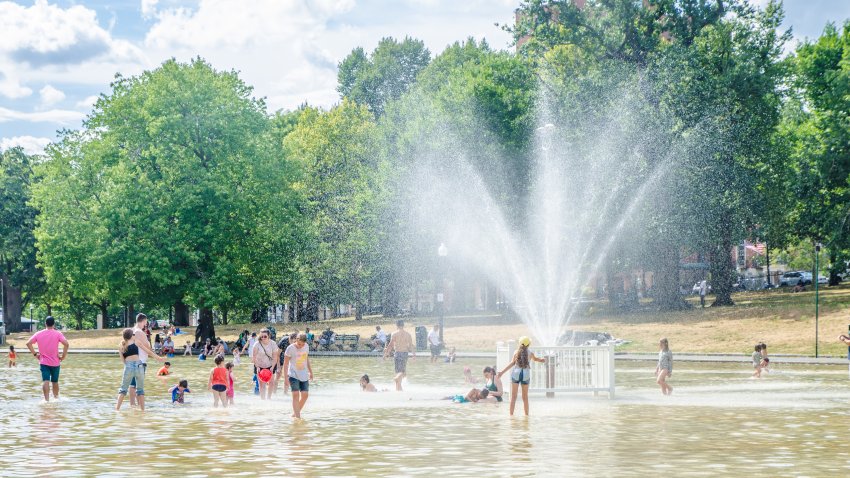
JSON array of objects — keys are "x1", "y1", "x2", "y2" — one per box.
[
  {"x1": 498, "y1": 336, "x2": 545, "y2": 416},
  {"x1": 116, "y1": 328, "x2": 147, "y2": 411}
]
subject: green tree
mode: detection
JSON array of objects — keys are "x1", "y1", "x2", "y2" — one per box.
[
  {"x1": 337, "y1": 37, "x2": 431, "y2": 116},
  {"x1": 0, "y1": 147, "x2": 43, "y2": 332},
  {"x1": 284, "y1": 101, "x2": 386, "y2": 320}
]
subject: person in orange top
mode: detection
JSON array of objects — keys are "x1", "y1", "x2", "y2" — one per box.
[
  {"x1": 157, "y1": 361, "x2": 171, "y2": 376},
  {"x1": 8, "y1": 345, "x2": 17, "y2": 367},
  {"x1": 208, "y1": 355, "x2": 228, "y2": 408}
]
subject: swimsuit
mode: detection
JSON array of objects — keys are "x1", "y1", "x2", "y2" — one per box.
[
  {"x1": 211, "y1": 367, "x2": 228, "y2": 392},
  {"x1": 486, "y1": 379, "x2": 503, "y2": 402},
  {"x1": 172, "y1": 387, "x2": 190, "y2": 403},
  {"x1": 394, "y1": 352, "x2": 409, "y2": 374}
]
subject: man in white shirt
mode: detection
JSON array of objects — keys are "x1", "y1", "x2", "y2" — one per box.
[
  {"x1": 699, "y1": 280, "x2": 708, "y2": 308},
  {"x1": 428, "y1": 324, "x2": 442, "y2": 363},
  {"x1": 371, "y1": 325, "x2": 387, "y2": 350}
]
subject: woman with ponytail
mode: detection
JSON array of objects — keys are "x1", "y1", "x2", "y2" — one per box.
[{"x1": 498, "y1": 336, "x2": 545, "y2": 416}]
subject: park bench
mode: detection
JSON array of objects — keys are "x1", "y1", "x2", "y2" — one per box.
[{"x1": 334, "y1": 334, "x2": 360, "y2": 351}]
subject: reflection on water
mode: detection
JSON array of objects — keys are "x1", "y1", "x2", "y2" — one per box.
[{"x1": 2, "y1": 355, "x2": 850, "y2": 476}]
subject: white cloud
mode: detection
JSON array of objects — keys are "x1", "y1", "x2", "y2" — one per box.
[
  {"x1": 0, "y1": 106, "x2": 86, "y2": 124},
  {"x1": 141, "y1": 0, "x2": 159, "y2": 18},
  {"x1": 0, "y1": 72, "x2": 32, "y2": 99},
  {"x1": 76, "y1": 95, "x2": 99, "y2": 109},
  {"x1": 0, "y1": 135, "x2": 52, "y2": 154},
  {"x1": 0, "y1": 0, "x2": 145, "y2": 66},
  {"x1": 39, "y1": 84, "x2": 65, "y2": 107}
]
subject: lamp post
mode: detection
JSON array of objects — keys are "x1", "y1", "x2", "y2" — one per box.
[
  {"x1": 815, "y1": 242, "x2": 821, "y2": 358},
  {"x1": 0, "y1": 277, "x2": 4, "y2": 330},
  {"x1": 437, "y1": 242, "x2": 448, "y2": 343},
  {"x1": 30, "y1": 304, "x2": 33, "y2": 332}
]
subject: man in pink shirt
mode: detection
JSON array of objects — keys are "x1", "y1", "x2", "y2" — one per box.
[{"x1": 25, "y1": 316, "x2": 70, "y2": 401}]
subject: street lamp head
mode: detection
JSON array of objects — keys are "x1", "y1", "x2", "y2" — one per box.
[{"x1": 438, "y1": 242, "x2": 448, "y2": 257}]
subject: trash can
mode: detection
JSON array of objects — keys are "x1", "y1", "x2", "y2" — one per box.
[{"x1": 415, "y1": 326, "x2": 428, "y2": 351}]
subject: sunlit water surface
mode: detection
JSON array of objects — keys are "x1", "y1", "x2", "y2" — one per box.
[{"x1": 2, "y1": 354, "x2": 850, "y2": 477}]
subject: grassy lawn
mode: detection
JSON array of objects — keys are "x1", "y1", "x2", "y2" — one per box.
[{"x1": 7, "y1": 284, "x2": 850, "y2": 356}]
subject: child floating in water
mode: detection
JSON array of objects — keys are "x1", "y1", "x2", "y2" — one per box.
[
  {"x1": 360, "y1": 374, "x2": 377, "y2": 392},
  {"x1": 170, "y1": 380, "x2": 190, "y2": 404},
  {"x1": 656, "y1": 338, "x2": 673, "y2": 395},
  {"x1": 498, "y1": 336, "x2": 545, "y2": 415},
  {"x1": 445, "y1": 388, "x2": 490, "y2": 403},
  {"x1": 8, "y1": 345, "x2": 16, "y2": 367}
]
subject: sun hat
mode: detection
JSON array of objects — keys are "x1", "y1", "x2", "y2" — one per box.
[
  {"x1": 258, "y1": 368, "x2": 273, "y2": 383},
  {"x1": 518, "y1": 336, "x2": 531, "y2": 347}
]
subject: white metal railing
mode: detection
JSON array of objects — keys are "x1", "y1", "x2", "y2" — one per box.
[{"x1": 496, "y1": 340, "x2": 615, "y2": 398}]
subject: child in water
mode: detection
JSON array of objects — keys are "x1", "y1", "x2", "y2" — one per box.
[
  {"x1": 170, "y1": 380, "x2": 190, "y2": 404},
  {"x1": 445, "y1": 347, "x2": 457, "y2": 363},
  {"x1": 208, "y1": 355, "x2": 228, "y2": 408},
  {"x1": 225, "y1": 362, "x2": 235, "y2": 406},
  {"x1": 463, "y1": 366, "x2": 478, "y2": 384},
  {"x1": 184, "y1": 341, "x2": 192, "y2": 356},
  {"x1": 446, "y1": 388, "x2": 490, "y2": 403},
  {"x1": 157, "y1": 362, "x2": 171, "y2": 376},
  {"x1": 8, "y1": 345, "x2": 16, "y2": 367},
  {"x1": 232, "y1": 347, "x2": 241, "y2": 366},
  {"x1": 751, "y1": 344, "x2": 763, "y2": 378},
  {"x1": 360, "y1": 374, "x2": 378, "y2": 392},
  {"x1": 498, "y1": 336, "x2": 546, "y2": 416},
  {"x1": 656, "y1": 338, "x2": 673, "y2": 395}
]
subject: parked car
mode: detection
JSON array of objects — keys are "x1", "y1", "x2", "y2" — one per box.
[
  {"x1": 779, "y1": 271, "x2": 811, "y2": 287},
  {"x1": 817, "y1": 275, "x2": 828, "y2": 285}
]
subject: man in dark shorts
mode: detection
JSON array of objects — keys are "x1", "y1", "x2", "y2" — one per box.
[
  {"x1": 25, "y1": 316, "x2": 69, "y2": 401},
  {"x1": 384, "y1": 320, "x2": 415, "y2": 391},
  {"x1": 428, "y1": 324, "x2": 442, "y2": 362},
  {"x1": 129, "y1": 313, "x2": 164, "y2": 408}
]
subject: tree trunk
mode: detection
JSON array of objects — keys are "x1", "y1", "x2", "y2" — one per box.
[
  {"x1": 127, "y1": 303, "x2": 135, "y2": 327},
  {"x1": 46, "y1": 302, "x2": 52, "y2": 316},
  {"x1": 173, "y1": 300, "x2": 190, "y2": 327},
  {"x1": 98, "y1": 301, "x2": 109, "y2": 329},
  {"x1": 222, "y1": 309, "x2": 228, "y2": 325},
  {"x1": 654, "y1": 242, "x2": 689, "y2": 311},
  {"x1": 75, "y1": 312, "x2": 84, "y2": 330},
  {"x1": 288, "y1": 295, "x2": 296, "y2": 323},
  {"x1": 1, "y1": 276, "x2": 23, "y2": 333},
  {"x1": 383, "y1": 276, "x2": 400, "y2": 317},
  {"x1": 197, "y1": 307, "x2": 216, "y2": 342},
  {"x1": 306, "y1": 291, "x2": 319, "y2": 321},
  {"x1": 710, "y1": 219, "x2": 736, "y2": 307}
]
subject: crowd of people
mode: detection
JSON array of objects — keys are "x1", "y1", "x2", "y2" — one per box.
[{"x1": 14, "y1": 314, "x2": 848, "y2": 418}]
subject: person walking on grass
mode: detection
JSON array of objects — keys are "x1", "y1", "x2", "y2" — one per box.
[
  {"x1": 25, "y1": 316, "x2": 69, "y2": 402},
  {"x1": 384, "y1": 320, "x2": 416, "y2": 391},
  {"x1": 699, "y1": 280, "x2": 708, "y2": 308},
  {"x1": 498, "y1": 336, "x2": 545, "y2": 416},
  {"x1": 656, "y1": 338, "x2": 673, "y2": 395},
  {"x1": 284, "y1": 333, "x2": 313, "y2": 419},
  {"x1": 116, "y1": 328, "x2": 146, "y2": 411}
]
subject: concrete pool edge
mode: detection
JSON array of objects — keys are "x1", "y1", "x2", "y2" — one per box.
[{"x1": 3, "y1": 349, "x2": 848, "y2": 365}]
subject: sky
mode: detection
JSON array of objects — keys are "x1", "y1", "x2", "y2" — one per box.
[{"x1": 1, "y1": 0, "x2": 848, "y2": 155}]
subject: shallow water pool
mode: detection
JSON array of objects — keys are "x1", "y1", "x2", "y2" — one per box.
[{"x1": 1, "y1": 354, "x2": 849, "y2": 477}]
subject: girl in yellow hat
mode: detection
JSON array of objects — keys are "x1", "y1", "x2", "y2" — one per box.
[{"x1": 498, "y1": 336, "x2": 545, "y2": 416}]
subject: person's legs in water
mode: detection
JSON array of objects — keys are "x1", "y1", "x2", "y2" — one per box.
[
  {"x1": 41, "y1": 381, "x2": 50, "y2": 401},
  {"x1": 509, "y1": 382, "x2": 519, "y2": 416},
  {"x1": 521, "y1": 383, "x2": 531, "y2": 415}
]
